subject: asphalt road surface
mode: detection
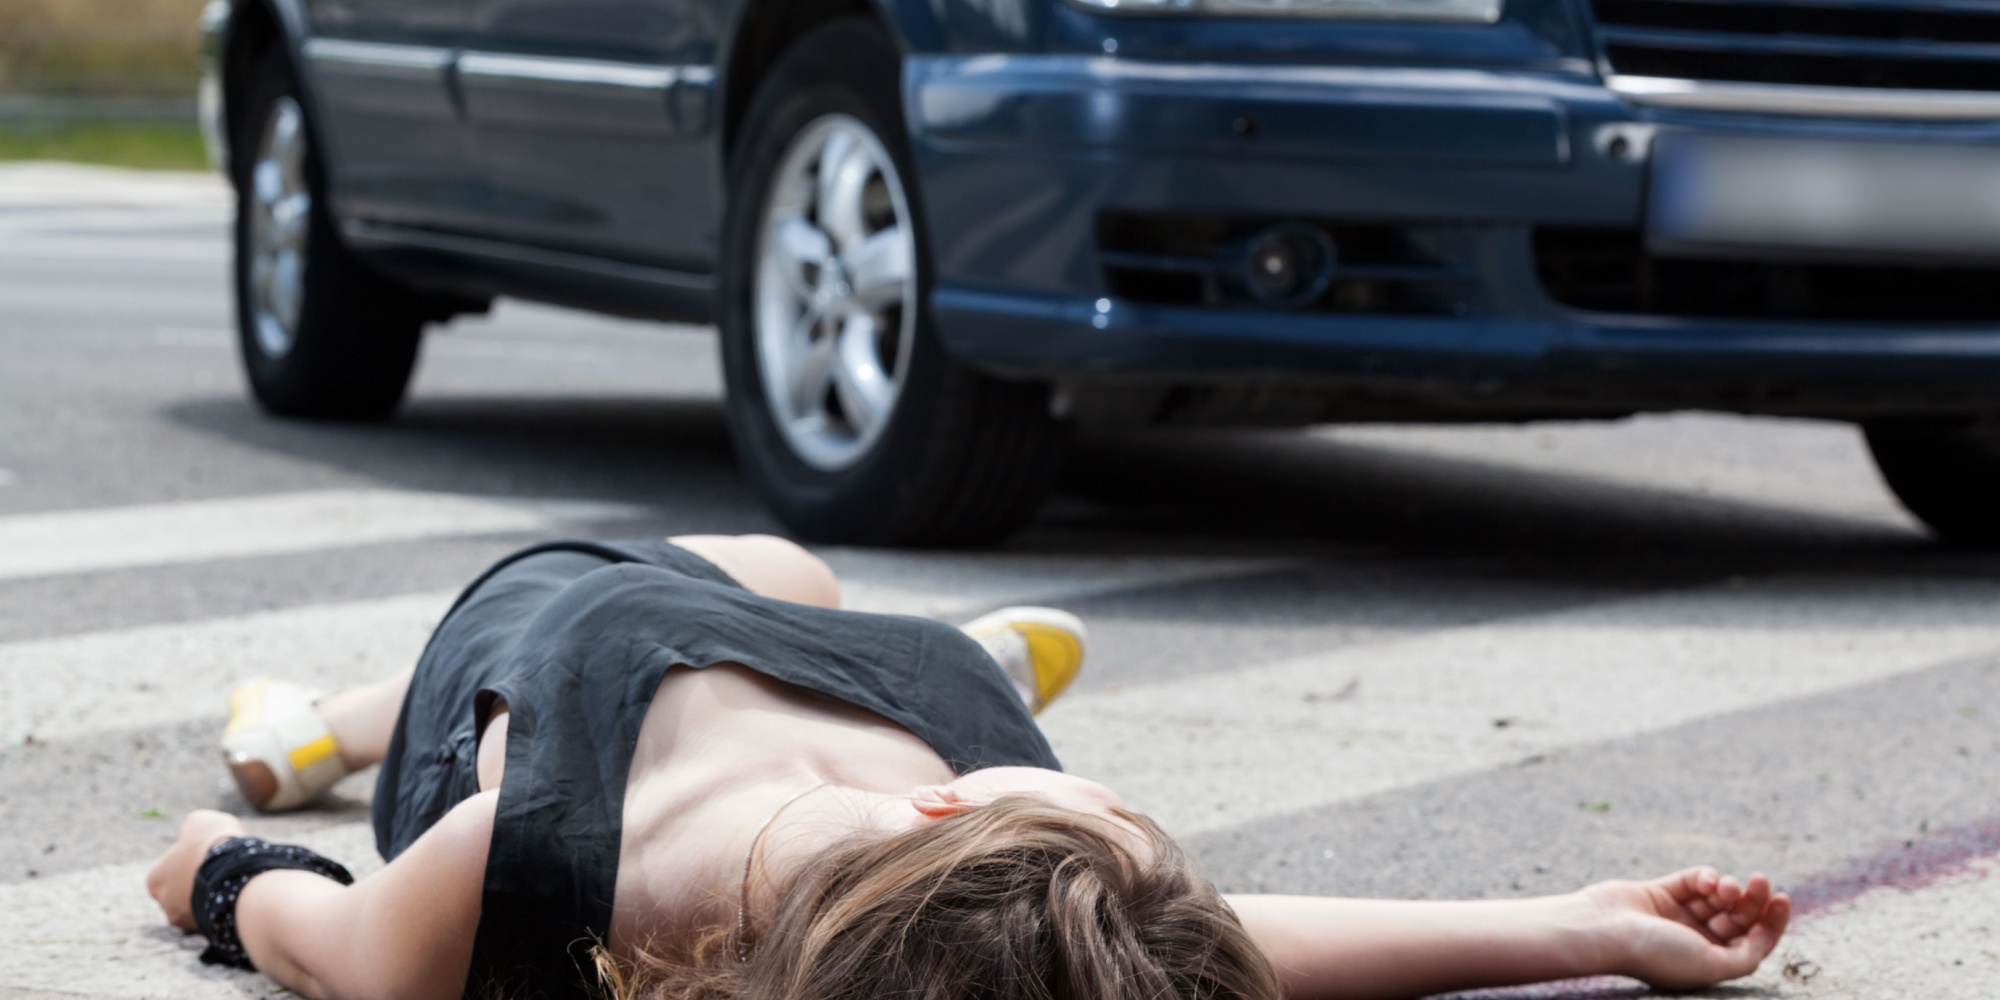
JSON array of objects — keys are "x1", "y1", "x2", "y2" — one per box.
[{"x1": 4, "y1": 163, "x2": 1998, "y2": 1000}]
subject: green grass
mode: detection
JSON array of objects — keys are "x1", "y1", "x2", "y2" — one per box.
[{"x1": 0, "y1": 120, "x2": 209, "y2": 170}]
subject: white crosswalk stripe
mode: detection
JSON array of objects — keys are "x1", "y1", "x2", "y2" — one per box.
[
  {"x1": 10, "y1": 569, "x2": 1999, "y2": 997},
  {"x1": 0, "y1": 237, "x2": 227, "y2": 262},
  {"x1": 1, "y1": 482, "x2": 1994, "y2": 999},
  {"x1": 0, "y1": 164, "x2": 228, "y2": 209},
  {"x1": 0, "y1": 592, "x2": 454, "y2": 745},
  {"x1": 1041, "y1": 575, "x2": 2000, "y2": 837},
  {"x1": 0, "y1": 489, "x2": 646, "y2": 583},
  {"x1": 0, "y1": 506, "x2": 1291, "y2": 994},
  {"x1": 0, "y1": 164, "x2": 228, "y2": 263},
  {"x1": 0, "y1": 504, "x2": 1278, "y2": 744}
]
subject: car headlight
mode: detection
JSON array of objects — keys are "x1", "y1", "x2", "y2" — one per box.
[{"x1": 1068, "y1": 0, "x2": 1502, "y2": 21}]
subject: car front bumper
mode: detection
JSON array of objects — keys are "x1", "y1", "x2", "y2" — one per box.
[{"x1": 906, "y1": 54, "x2": 2000, "y2": 416}]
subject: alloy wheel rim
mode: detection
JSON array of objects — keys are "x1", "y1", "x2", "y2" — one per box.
[
  {"x1": 248, "y1": 97, "x2": 311, "y2": 360},
  {"x1": 753, "y1": 114, "x2": 918, "y2": 472}
]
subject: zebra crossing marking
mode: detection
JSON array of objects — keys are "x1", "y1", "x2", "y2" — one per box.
[
  {"x1": 0, "y1": 592, "x2": 456, "y2": 746},
  {"x1": 1040, "y1": 574, "x2": 2000, "y2": 838},
  {"x1": 0, "y1": 164, "x2": 229, "y2": 264},
  {"x1": 0, "y1": 238, "x2": 228, "y2": 263},
  {"x1": 4, "y1": 571, "x2": 1995, "y2": 998},
  {"x1": 0, "y1": 535, "x2": 1277, "y2": 745},
  {"x1": 0, "y1": 164, "x2": 228, "y2": 209},
  {"x1": 0, "y1": 489, "x2": 646, "y2": 583}
]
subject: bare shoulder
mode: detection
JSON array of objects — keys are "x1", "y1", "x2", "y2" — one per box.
[
  {"x1": 356, "y1": 791, "x2": 497, "y2": 999},
  {"x1": 425, "y1": 790, "x2": 499, "y2": 862},
  {"x1": 395, "y1": 790, "x2": 497, "y2": 918},
  {"x1": 357, "y1": 792, "x2": 496, "y2": 958}
]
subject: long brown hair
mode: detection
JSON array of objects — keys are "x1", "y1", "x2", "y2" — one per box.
[{"x1": 596, "y1": 795, "x2": 1281, "y2": 1000}]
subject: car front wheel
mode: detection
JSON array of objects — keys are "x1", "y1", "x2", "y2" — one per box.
[
  {"x1": 718, "y1": 18, "x2": 1067, "y2": 545},
  {"x1": 234, "y1": 47, "x2": 429, "y2": 420}
]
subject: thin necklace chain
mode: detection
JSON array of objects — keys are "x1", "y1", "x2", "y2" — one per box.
[{"x1": 736, "y1": 781, "x2": 832, "y2": 963}]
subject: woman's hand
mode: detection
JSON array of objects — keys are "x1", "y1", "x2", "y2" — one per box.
[
  {"x1": 145, "y1": 809, "x2": 248, "y2": 930},
  {"x1": 1582, "y1": 866, "x2": 1792, "y2": 990}
]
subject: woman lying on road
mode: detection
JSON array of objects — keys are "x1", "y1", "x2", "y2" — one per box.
[{"x1": 147, "y1": 534, "x2": 1790, "y2": 1000}]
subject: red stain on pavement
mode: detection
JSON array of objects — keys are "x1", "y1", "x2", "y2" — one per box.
[{"x1": 1787, "y1": 812, "x2": 2000, "y2": 918}]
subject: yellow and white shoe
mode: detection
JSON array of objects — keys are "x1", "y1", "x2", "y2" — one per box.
[
  {"x1": 219, "y1": 678, "x2": 349, "y2": 812},
  {"x1": 961, "y1": 607, "x2": 1088, "y2": 715}
]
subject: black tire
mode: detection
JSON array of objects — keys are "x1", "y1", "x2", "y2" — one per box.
[
  {"x1": 717, "y1": 18, "x2": 1068, "y2": 546},
  {"x1": 1865, "y1": 421, "x2": 2000, "y2": 546},
  {"x1": 233, "y1": 46, "x2": 426, "y2": 420}
]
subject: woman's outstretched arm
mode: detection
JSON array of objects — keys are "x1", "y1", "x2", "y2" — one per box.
[
  {"x1": 146, "y1": 791, "x2": 496, "y2": 1000},
  {"x1": 1227, "y1": 867, "x2": 1791, "y2": 1000}
]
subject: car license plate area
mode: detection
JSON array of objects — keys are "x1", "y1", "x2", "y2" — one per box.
[{"x1": 1648, "y1": 135, "x2": 2000, "y2": 261}]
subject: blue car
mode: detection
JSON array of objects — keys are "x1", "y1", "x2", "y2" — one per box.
[{"x1": 201, "y1": 0, "x2": 2000, "y2": 545}]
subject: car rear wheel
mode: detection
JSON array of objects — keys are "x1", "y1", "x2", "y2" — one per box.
[
  {"x1": 1865, "y1": 421, "x2": 2000, "y2": 546},
  {"x1": 718, "y1": 18, "x2": 1067, "y2": 545},
  {"x1": 234, "y1": 46, "x2": 428, "y2": 420}
]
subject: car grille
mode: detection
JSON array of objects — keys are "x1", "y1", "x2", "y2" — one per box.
[
  {"x1": 1590, "y1": 0, "x2": 2000, "y2": 92},
  {"x1": 1536, "y1": 228, "x2": 2000, "y2": 321}
]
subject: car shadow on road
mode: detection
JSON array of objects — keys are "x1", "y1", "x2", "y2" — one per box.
[
  {"x1": 1039, "y1": 426, "x2": 2000, "y2": 580},
  {"x1": 167, "y1": 394, "x2": 2000, "y2": 585},
  {"x1": 164, "y1": 393, "x2": 763, "y2": 525}
]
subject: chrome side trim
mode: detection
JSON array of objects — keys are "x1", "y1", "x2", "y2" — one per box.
[
  {"x1": 304, "y1": 38, "x2": 454, "y2": 73},
  {"x1": 1608, "y1": 75, "x2": 2000, "y2": 121},
  {"x1": 455, "y1": 52, "x2": 712, "y2": 136},
  {"x1": 303, "y1": 38, "x2": 458, "y2": 120},
  {"x1": 456, "y1": 52, "x2": 677, "y2": 90}
]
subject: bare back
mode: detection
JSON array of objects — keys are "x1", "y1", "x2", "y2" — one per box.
[{"x1": 478, "y1": 662, "x2": 957, "y2": 957}]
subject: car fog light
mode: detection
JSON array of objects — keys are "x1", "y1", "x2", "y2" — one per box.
[{"x1": 1240, "y1": 223, "x2": 1335, "y2": 308}]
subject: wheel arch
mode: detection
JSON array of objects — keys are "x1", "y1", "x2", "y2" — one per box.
[
  {"x1": 719, "y1": 0, "x2": 942, "y2": 160},
  {"x1": 209, "y1": 0, "x2": 319, "y2": 184}
]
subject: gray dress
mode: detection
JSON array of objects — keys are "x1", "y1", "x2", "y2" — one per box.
[{"x1": 370, "y1": 539, "x2": 1060, "y2": 1000}]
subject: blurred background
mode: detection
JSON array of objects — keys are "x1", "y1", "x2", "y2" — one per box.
[
  {"x1": 0, "y1": 0, "x2": 209, "y2": 169},
  {"x1": 5, "y1": 2, "x2": 2000, "y2": 998}
]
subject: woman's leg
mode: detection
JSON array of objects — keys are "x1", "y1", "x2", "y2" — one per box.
[
  {"x1": 323, "y1": 535, "x2": 835, "y2": 766},
  {"x1": 321, "y1": 536, "x2": 834, "y2": 750},
  {"x1": 670, "y1": 534, "x2": 841, "y2": 609},
  {"x1": 314, "y1": 665, "x2": 415, "y2": 771},
  {"x1": 669, "y1": 534, "x2": 1093, "y2": 713}
]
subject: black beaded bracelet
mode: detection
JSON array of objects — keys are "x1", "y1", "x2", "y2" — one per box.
[{"x1": 191, "y1": 837, "x2": 355, "y2": 970}]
